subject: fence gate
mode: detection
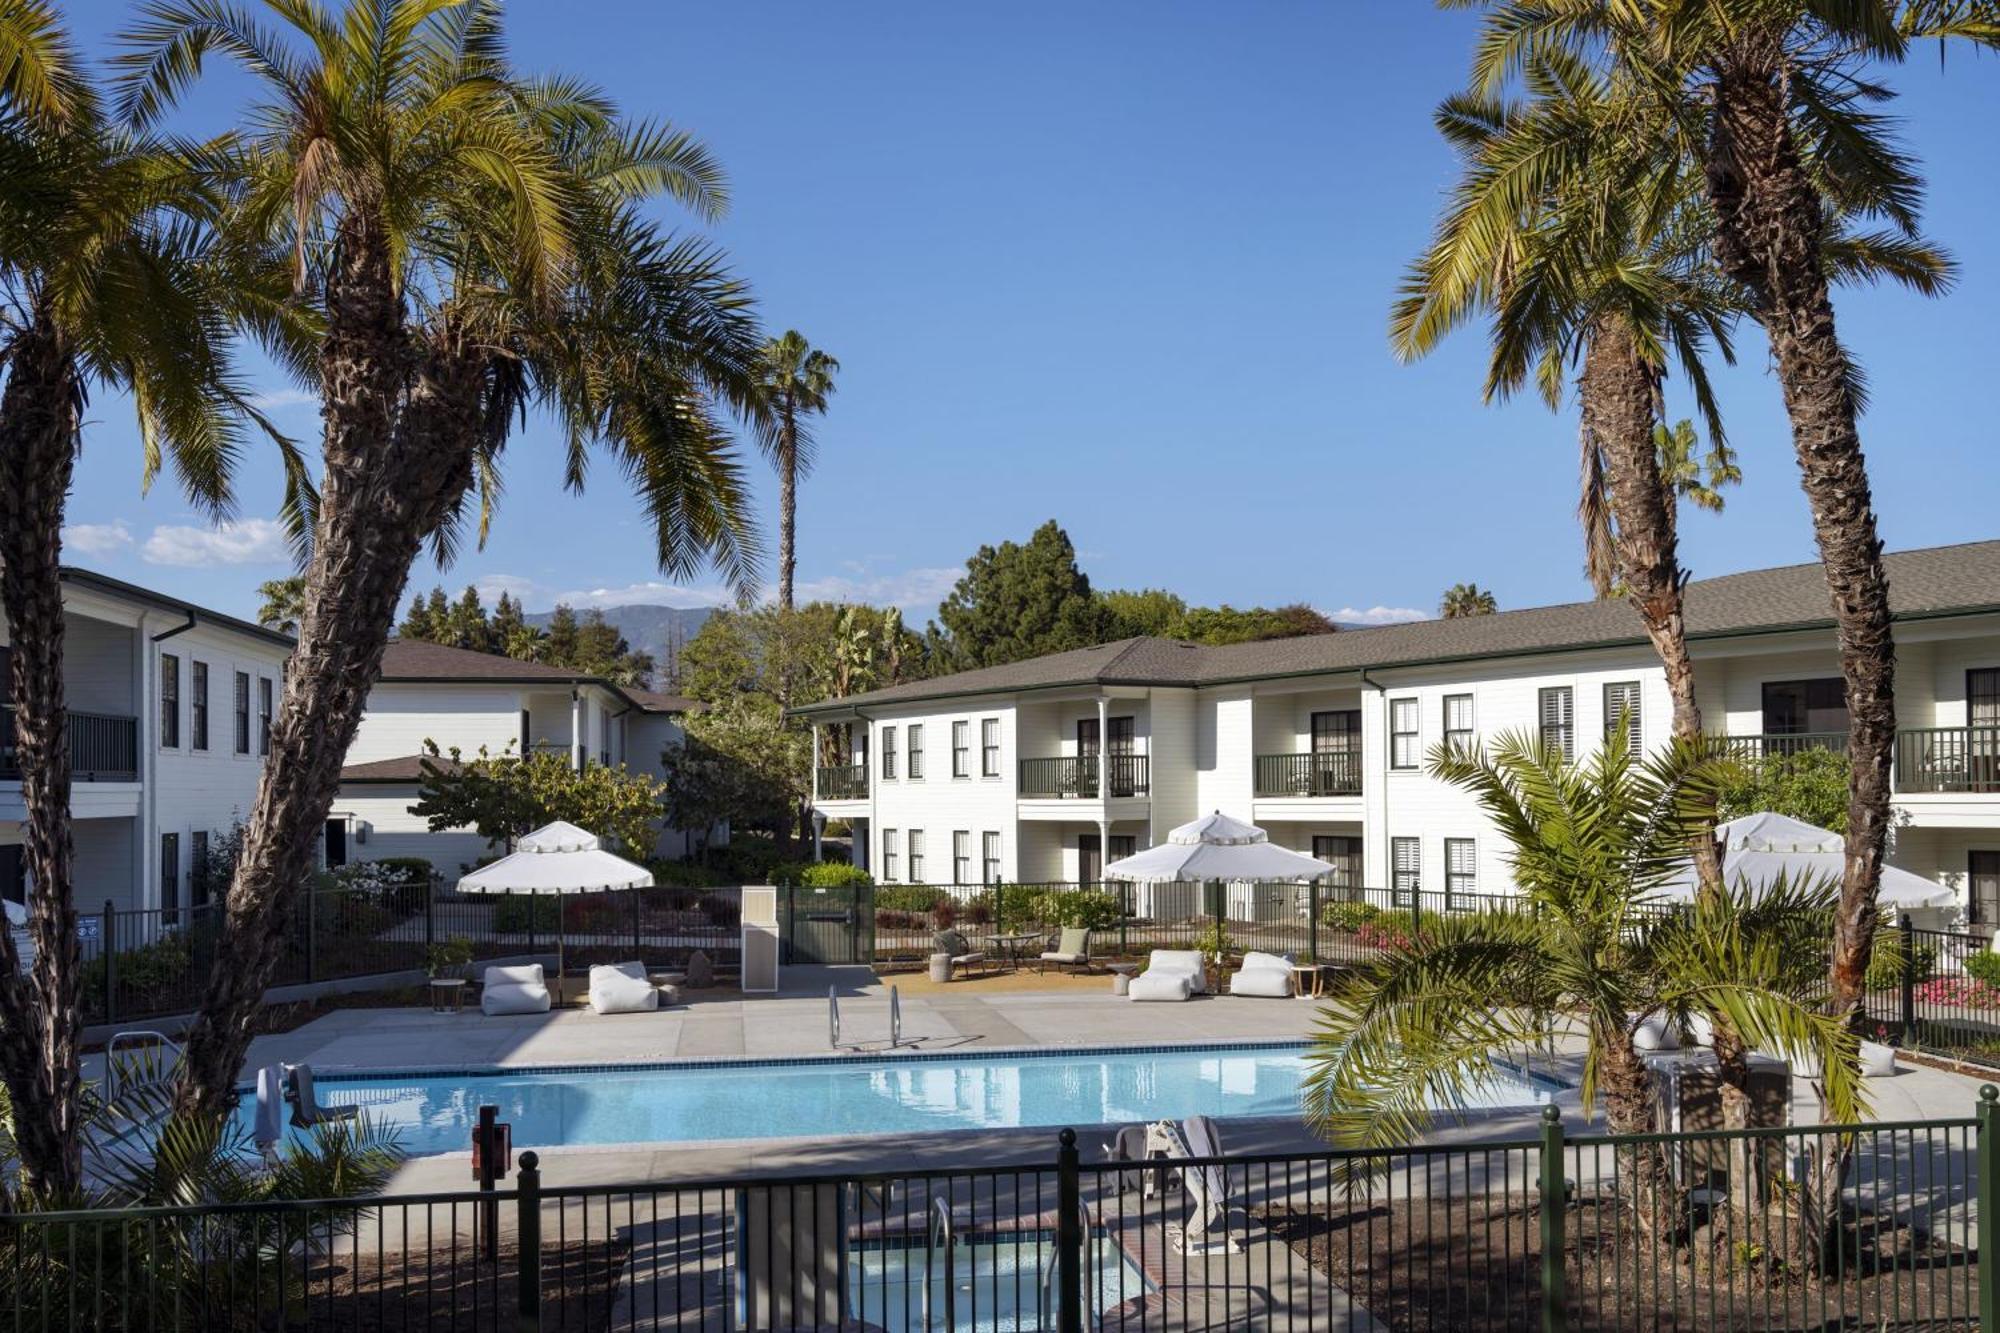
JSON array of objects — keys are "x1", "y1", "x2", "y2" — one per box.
[{"x1": 780, "y1": 884, "x2": 874, "y2": 965}]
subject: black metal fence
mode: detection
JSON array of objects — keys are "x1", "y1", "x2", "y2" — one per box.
[
  {"x1": 5, "y1": 1100, "x2": 1996, "y2": 1329},
  {"x1": 1857, "y1": 917, "x2": 2000, "y2": 1065},
  {"x1": 72, "y1": 881, "x2": 744, "y2": 1026}
]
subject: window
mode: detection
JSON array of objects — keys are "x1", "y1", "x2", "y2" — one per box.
[
  {"x1": 1437, "y1": 694, "x2": 1474, "y2": 753},
  {"x1": 190, "y1": 661, "x2": 209, "y2": 751},
  {"x1": 1604, "y1": 681, "x2": 1642, "y2": 755},
  {"x1": 907, "y1": 725, "x2": 924, "y2": 780},
  {"x1": 883, "y1": 829, "x2": 899, "y2": 882},
  {"x1": 1391, "y1": 836, "x2": 1420, "y2": 906},
  {"x1": 1445, "y1": 838, "x2": 1476, "y2": 904},
  {"x1": 1309, "y1": 709, "x2": 1362, "y2": 794},
  {"x1": 982, "y1": 832, "x2": 1001, "y2": 884},
  {"x1": 191, "y1": 830, "x2": 211, "y2": 909},
  {"x1": 1972, "y1": 851, "x2": 2000, "y2": 926},
  {"x1": 907, "y1": 829, "x2": 925, "y2": 882},
  {"x1": 258, "y1": 678, "x2": 274, "y2": 756},
  {"x1": 1313, "y1": 835, "x2": 1363, "y2": 889},
  {"x1": 1110, "y1": 834, "x2": 1135, "y2": 860},
  {"x1": 881, "y1": 727, "x2": 897, "y2": 779},
  {"x1": 1538, "y1": 686, "x2": 1575, "y2": 760},
  {"x1": 981, "y1": 718, "x2": 1000, "y2": 777},
  {"x1": 1389, "y1": 698, "x2": 1420, "y2": 769},
  {"x1": 1761, "y1": 678, "x2": 1847, "y2": 735},
  {"x1": 160, "y1": 653, "x2": 182, "y2": 748},
  {"x1": 161, "y1": 832, "x2": 180, "y2": 922},
  {"x1": 233, "y1": 671, "x2": 251, "y2": 755},
  {"x1": 0, "y1": 845, "x2": 22, "y2": 909},
  {"x1": 953, "y1": 830, "x2": 971, "y2": 883},
  {"x1": 952, "y1": 721, "x2": 970, "y2": 778}
]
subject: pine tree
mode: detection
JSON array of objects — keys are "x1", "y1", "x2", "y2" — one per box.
[
  {"x1": 398, "y1": 594, "x2": 436, "y2": 641},
  {"x1": 447, "y1": 587, "x2": 491, "y2": 652},
  {"x1": 490, "y1": 592, "x2": 526, "y2": 646},
  {"x1": 543, "y1": 605, "x2": 581, "y2": 664}
]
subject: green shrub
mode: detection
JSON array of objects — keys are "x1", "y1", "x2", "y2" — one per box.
[
  {"x1": 492, "y1": 894, "x2": 561, "y2": 934},
  {"x1": 1962, "y1": 948, "x2": 2000, "y2": 989},
  {"x1": 1028, "y1": 889, "x2": 1125, "y2": 931},
  {"x1": 876, "y1": 885, "x2": 948, "y2": 913},
  {"x1": 1866, "y1": 931, "x2": 1942, "y2": 990},
  {"x1": 650, "y1": 858, "x2": 732, "y2": 888},
  {"x1": 799, "y1": 862, "x2": 873, "y2": 890},
  {"x1": 1320, "y1": 900, "x2": 1381, "y2": 933}
]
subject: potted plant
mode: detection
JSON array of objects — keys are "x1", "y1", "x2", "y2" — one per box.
[{"x1": 425, "y1": 936, "x2": 474, "y2": 982}]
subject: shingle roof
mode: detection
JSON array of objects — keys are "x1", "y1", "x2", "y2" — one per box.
[
  {"x1": 624, "y1": 688, "x2": 700, "y2": 715},
  {"x1": 378, "y1": 639, "x2": 602, "y2": 683},
  {"x1": 793, "y1": 538, "x2": 2000, "y2": 714},
  {"x1": 339, "y1": 753, "x2": 460, "y2": 783}
]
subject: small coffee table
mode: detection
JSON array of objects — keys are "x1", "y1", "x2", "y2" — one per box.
[
  {"x1": 1293, "y1": 963, "x2": 1329, "y2": 999},
  {"x1": 984, "y1": 932, "x2": 1042, "y2": 972},
  {"x1": 428, "y1": 978, "x2": 467, "y2": 1014},
  {"x1": 1106, "y1": 962, "x2": 1141, "y2": 996}
]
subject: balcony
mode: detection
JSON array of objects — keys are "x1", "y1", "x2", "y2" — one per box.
[
  {"x1": 1255, "y1": 752, "x2": 1362, "y2": 798},
  {"x1": 1896, "y1": 726, "x2": 2000, "y2": 794},
  {"x1": 1, "y1": 706, "x2": 140, "y2": 782},
  {"x1": 1018, "y1": 754, "x2": 1149, "y2": 799},
  {"x1": 817, "y1": 763, "x2": 868, "y2": 801},
  {"x1": 1715, "y1": 732, "x2": 1849, "y2": 761}
]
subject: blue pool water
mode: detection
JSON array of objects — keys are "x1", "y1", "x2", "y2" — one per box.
[{"x1": 243, "y1": 1043, "x2": 1561, "y2": 1156}]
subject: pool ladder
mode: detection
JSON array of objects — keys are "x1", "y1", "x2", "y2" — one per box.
[
  {"x1": 1040, "y1": 1200, "x2": 1096, "y2": 1329},
  {"x1": 104, "y1": 1030, "x2": 183, "y2": 1100},
  {"x1": 921, "y1": 1196, "x2": 956, "y2": 1330}
]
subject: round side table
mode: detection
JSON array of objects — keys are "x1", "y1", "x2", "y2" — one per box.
[
  {"x1": 1107, "y1": 962, "x2": 1140, "y2": 996},
  {"x1": 428, "y1": 978, "x2": 467, "y2": 1014}
]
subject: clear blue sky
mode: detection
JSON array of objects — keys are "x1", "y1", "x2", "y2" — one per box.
[{"x1": 55, "y1": 1, "x2": 2000, "y2": 626}]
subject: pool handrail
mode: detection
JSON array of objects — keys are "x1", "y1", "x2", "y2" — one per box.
[
  {"x1": 923, "y1": 1194, "x2": 955, "y2": 1330},
  {"x1": 828, "y1": 983, "x2": 840, "y2": 1048},
  {"x1": 890, "y1": 983, "x2": 901, "y2": 1048}
]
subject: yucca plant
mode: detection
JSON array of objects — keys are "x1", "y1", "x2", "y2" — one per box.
[{"x1": 1304, "y1": 727, "x2": 1860, "y2": 1234}]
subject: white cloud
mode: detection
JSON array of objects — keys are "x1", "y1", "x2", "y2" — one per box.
[
  {"x1": 62, "y1": 521, "x2": 133, "y2": 556},
  {"x1": 552, "y1": 580, "x2": 739, "y2": 611},
  {"x1": 470, "y1": 573, "x2": 545, "y2": 605},
  {"x1": 535, "y1": 564, "x2": 961, "y2": 616},
  {"x1": 793, "y1": 567, "x2": 960, "y2": 613},
  {"x1": 250, "y1": 387, "x2": 320, "y2": 412},
  {"x1": 1328, "y1": 605, "x2": 1430, "y2": 627},
  {"x1": 142, "y1": 518, "x2": 290, "y2": 567}
]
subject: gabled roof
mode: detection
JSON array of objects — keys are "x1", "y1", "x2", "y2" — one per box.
[
  {"x1": 376, "y1": 639, "x2": 692, "y2": 712},
  {"x1": 339, "y1": 753, "x2": 461, "y2": 783},
  {"x1": 792, "y1": 538, "x2": 2000, "y2": 715},
  {"x1": 58, "y1": 567, "x2": 296, "y2": 649}
]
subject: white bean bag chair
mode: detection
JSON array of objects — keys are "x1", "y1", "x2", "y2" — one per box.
[
  {"x1": 589, "y1": 961, "x2": 660, "y2": 1015},
  {"x1": 481, "y1": 963, "x2": 552, "y2": 1016},
  {"x1": 1146, "y1": 949, "x2": 1208, "y2": 995},
  {"x1": 1129, "y1": 972, "x2": 1191, "y2": 1002},
  {"x1": 1859, "y1": 1040, "x2": 1897, "y2": 1078},
  {"x1": 1228, "y1": 951, "x2": 1295, "y2": 998}
]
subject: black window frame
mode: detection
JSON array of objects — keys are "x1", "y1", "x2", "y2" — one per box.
[
  {"x1": 160, "y1": 652, "x2": 181, "y2": 748},
  {"x1": 1389, "y1": 698, "x2": 1420, "y2": 770},
  {"x1": 906, "y1": 725, "x2": 924, "y2": 780},
  {"x1": 1972, "y1": 850, "x2": 2000, "y2": 926},
  {"x1": 1539, "y1": 686, "x2": 1575, "y2": 761},
  {"x1": 190, "y1": 661, "x2": 209, "y2": 751},
  {"x1": 1969, "y1": 669, "x2": 2000, "y2": 729},
  {"x1": 1442, "y1": 694, "x2": 1474, "y2": 752},
  {"x1": 982, "y1": 831, "x2": 1002, "y2": 884},
  {"x1": 1312, "y1": 835, "x2": 1363, "y2": 889},
  {"x1": 160, "y1": 831, "x2": 180, "y2": 923},
  {"x1": 191, "y1": 830, "x2": 211, "y2": 909},
  {"x1": 881, "y1": 726, "x2": 897, "y2": 780},
  {"x1": 981, "y1": 718, "x2": 1000, "y2": 777},
  {"x1": 258, "y1": 677, "x2": 274, "y2": 756},
  {"x1": 882, "y1": 828, "x2": 899, "y2": 882},
  {"x1": 1760, "y1": 677, "x2": 1847, "y2": 735},
  {"x1": 906, "y1": 828, "x2": 924, "y2": 882},
  {"x1": 952, "y1": 830, "x2": 971, "y2": 884},
  {"x1": 1444, "y1": 836, "x2": 1476, "y2": 903},
  {"x1": 232, "y1": 671, "x2": 251, "y2": 755},
  {"x1": 1391, "y1": 836, "x2": 1420, "y2": 906},
  {"x1": 1604, "y1": 680, "x2": 1642, "y2": 755},
  {"x1": 951, "y1": 721, "x2": 970, "y2": 778}
]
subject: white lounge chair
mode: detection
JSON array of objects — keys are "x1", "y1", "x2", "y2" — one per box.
[
  {"x1": 1145, "y1": 949, "x2": 1207, "y2": 993},
  {"x1": 481, "y1": 963, "x2": 552, "y2": 1015},
  {"x1": 1228, "y1": 951, "x2": 1294, "y2": 998},
  {"x1": 588, "y1": 961, "x2": 660, "y2": 1014}
]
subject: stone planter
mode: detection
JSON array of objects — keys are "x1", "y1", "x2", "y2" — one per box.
[{"x1": 928, "y1": 953, "x2": 953, "y2": 984}]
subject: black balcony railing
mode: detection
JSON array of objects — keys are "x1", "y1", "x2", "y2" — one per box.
[
  {"x1": 1896, "y1": 725, "x2": 2000, "y2": 794},
  {"x1": 1017, "y1": 753, "x2": 1148, "y2": 798},
  {"x1": 0, "y1": 706, "x2": 139, "y2": 782},
  {"x1": 1714, "y1": 730, "x2": 1849, "y2": 761},
  {"x1": 1254, "y1": 750, "x2": 1362, "y2": 797},
  {"x1": 816, "y1": 762, "x2": 868, "y2": 800}
]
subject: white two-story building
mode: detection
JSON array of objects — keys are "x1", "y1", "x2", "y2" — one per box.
[
  {"x1": 796, "y1": 539, "x2": 2000, "y2": 926},
  {"x1": 1, "y1": 569, "x2": 293, "y2": 917},
  {"x1": 333, "y1": 639, "x2": 709, "y2": 873}
]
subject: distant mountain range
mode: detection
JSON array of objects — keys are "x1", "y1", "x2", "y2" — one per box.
[{"x1": 524, "y1": 603, "x2": 714, "y2": 685}]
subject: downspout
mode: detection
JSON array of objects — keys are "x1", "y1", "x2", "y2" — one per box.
[
  {"x1": 1359, "y1": 667, "x2": 1389, "y2": 892},
  {"x1": 149, "y1": 610, "x2": 197, "y2": 643},
  {"x1": 141, "y1": 612, "x2": 195, "y2": 913}
]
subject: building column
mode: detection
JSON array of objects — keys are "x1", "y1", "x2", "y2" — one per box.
[
  {"x1": 570, "y1": 690, "x2": 585, "y2": 772},
  {"x1": 1096, "y1": 696, "x2": 1109, "y2": 802},
  {"x1": 1097, "y1": 818, "x2": 1110, "y2": 888}
]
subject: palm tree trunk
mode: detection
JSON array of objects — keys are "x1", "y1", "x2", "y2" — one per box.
[
  {"x1": 777, "y1": 412, "x2": 797, "y2": 612},
  {"x1": 1581, "y1": 319, "x2": 1727, "y2": 895},
  {"x1": 171, "y1": 236, "x2": 483, "y2": 1120},
  {"x1": 0, "y1": 309, "x2": 84, "y2": 1195},
  {"x1": 1705, "y1": 45, "x2": 1893, "y2": 1027}
]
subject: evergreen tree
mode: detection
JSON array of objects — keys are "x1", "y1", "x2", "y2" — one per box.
[
  {"x1": 424, "y1": 588, "x2": 451, "y2": 639},
  {"x1": 543, "y1": 605, "x2": 581, "y2": 664},
  {"x1": 447, "y1": 586, "x2": 491, "y2": 652},
  {"x1": 490, "y1": 592, "x2": 526, "y2": 646},
  {"x1": 398, "y1": 593, "x2": 437, "y2": 641},
  {"x1": 931, "y1": 521, "x2": 1114, "y2": 672}
]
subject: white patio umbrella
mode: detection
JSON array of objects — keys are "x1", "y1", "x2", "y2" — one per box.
[
  {"x1": 1656, "y1": 812, "x2": 1954, "y2": 910},
  {"x1": 1103, "y1": 811, "x2": 1338, "y2": 883},
  {"x1": 457, "y1": 821, "x2": 653, "y2": 978}
]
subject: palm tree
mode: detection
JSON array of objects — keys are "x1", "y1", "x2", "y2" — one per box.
[
  {"x1": 114, "y1": 0, "x2": 766, "y2": 1119},
  {"x1": 1305, "y1": 728, "x2": 1860, "y2": 1232},
  {"x1": 1445, "y1": 0, "x2": 1994, "y2": 1071},
  {"x1": 1438, "y1": 582, "x2": 1498, "y2": 618},
  {"x1": 0, "y1": 0, "x2": 298, "y2": 1195},
  {"x1": 754, "y1": 331, "x2": 839, "y2": 610},
  {"x1": 254, "y1": 575, "x2": 307, "y2": 633}
]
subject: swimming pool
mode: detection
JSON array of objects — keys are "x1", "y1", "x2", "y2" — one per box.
[{"x1": 244, "y1": 1042, "x2": 1561, "y2": 1156}]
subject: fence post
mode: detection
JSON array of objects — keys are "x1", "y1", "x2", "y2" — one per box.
[
  {"x1": 1119, "y1": 881, "x2": 1128, "y2": 959},
  {"x1": 632, "y1": 885, "x2": 643, "y2": 956},
  {"x1": 526, "y1": 890, "x2": 537, "y2": 955},
  {"x1": 424, "y1": 873, "x2": 436, "y2": 956},
  {"x1": 305, "y1": 885, "x2": 318, "y2": 983},
  {"x1": 1310, "y1": 880, "x2": 1321, "y2": 963},
  {"x1": 1410, "y1": 884, "x2": 1423, "y2": 936},
  {"x1": 1980, "y1": 1086, "x2": 1999, "y2": 1332},
  {"x1": 1538, "y1": 1105, "x2": 1568, "y2": 1333},
  {"x1": 102, "y1": 899, "x2": 118, "y2": 1025},
  {"x1": 1899, "y1": 913, "x2": 1917, "y2": 1040},
  {"x1": 516, "y1": 1149, "x2": 543, "y2": 1332},
  {"x1": 1055, "y1": 1128, "x2": 1083, "y2": 1333}
]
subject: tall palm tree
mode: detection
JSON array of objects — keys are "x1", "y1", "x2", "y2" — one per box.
[
  {"x1": 1443, "y1": 0, "x2": 1994, "y2": 1065},
  {"x1": 1438, "y1": 582, "x2": 1498, "y2": 618},
  {"x1": 754, "y1": 331, "x2": 839, "y2": 611},
  {"x1": 254, "y1": 575, "x2": 307, "y2": 633},
  {"x1": 1305, "y1": 728, "x2": 1860, "y2": 1233},
  {"x1": 115, "y1": 0, "x2": 766, "y2": 1119},
  {"x1": 0, "y1": 0, "x2": 298, "y2": 1194}
]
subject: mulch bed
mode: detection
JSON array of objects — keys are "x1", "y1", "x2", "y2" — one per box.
[
  {"x1": 295, "y1": 1239, "x2": 628, "y2": 1331},
  {"x1": 1257, "y1": 1190, "x2": 1978, "y2": 1332}
]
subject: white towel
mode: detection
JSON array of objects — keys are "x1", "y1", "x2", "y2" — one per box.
[{"x1": 253, "y1": 1065, "x2": 285, "y2": 1153}]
